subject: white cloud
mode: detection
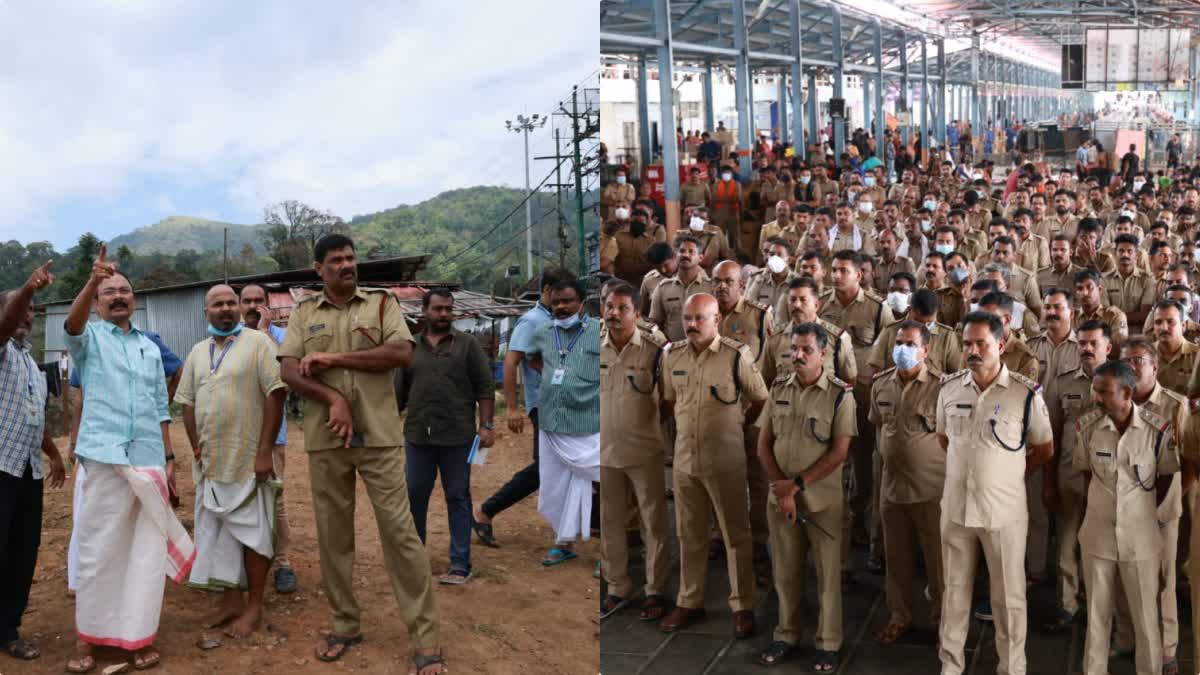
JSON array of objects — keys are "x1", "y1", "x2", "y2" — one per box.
[{"x1": 0, "y1": 0, "x2": 598, "y2": 244}]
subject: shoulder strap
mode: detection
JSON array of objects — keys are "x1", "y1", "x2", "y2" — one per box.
[
  {"x1": 874, "y1": 299, "x2": 883, "y2": 336},
  {"x1": 1021, "y1": 389, "x2": 1034, "y2": 448},
  {"x1": 832, "y1": 330, "x2": 844, "y2": 381},
  {"x1": 1154, "y1": 428, "x2": 1165, "y2": 459},
  {"x1": 756, "y1": 310, "x2": 767, "y2": 362},
  {"x1": 732, "y1": 347, "x2": 743, "y2": 400}
]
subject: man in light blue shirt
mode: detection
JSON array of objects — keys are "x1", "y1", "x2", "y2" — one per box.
[
  {"x1": 472, "y1": 269, "x2": 573, "y2": 546},
  {"x1": 238, "y1": 283, "x2": 298, "y2": 594},
  {"x1": 63, "y1": 244, "x2": 193, "y2": 674}
]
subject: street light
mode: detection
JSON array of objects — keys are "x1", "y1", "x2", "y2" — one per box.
[{"x1": 506, "y1": 113, "x2": 547, "y2": 279}]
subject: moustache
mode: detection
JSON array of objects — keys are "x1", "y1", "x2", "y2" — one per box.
[
  {"x1": 685, "y1": 328, "x2": 700, "y2": 334},
  {"x1": 967, "y1": 356, "x2": 983, "y2": 365},
  {"x1": 108, "y1": 300, "x2": 128, "y2": 309}
]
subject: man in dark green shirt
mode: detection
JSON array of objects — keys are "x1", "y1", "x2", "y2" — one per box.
[{"x1": 396, "y1": 289, "x2": 495, "y2": 585}]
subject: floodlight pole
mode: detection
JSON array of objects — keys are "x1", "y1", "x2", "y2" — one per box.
[{"x1": 508, "y1": 114, "x2": 546, "y2": 278}]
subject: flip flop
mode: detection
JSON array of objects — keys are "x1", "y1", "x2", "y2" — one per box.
[
  {"x1": 133, "y1": 648, "x2": 160, "y2": 670},
  {"x1": 274, "y1": 566, "x2": 298, "y2": 594},
  {"x1": 3, "y1": 638, "x2": 39, "y2": 660},
  {"x1": 315, "y1": 633, "x2": 364, "y2": 663},
  {"x1": 542, "y1": 547, "x2": 578, "y2": 566},
  {"x1": 65, "y1": 654, "x2": 95, "y2": 673},
  {"x1": 471, "y1": 518, "x2": 500, "y2": 548},
  {"x1": 437, "y1": 569, "x2": 471, "y2": 585}
]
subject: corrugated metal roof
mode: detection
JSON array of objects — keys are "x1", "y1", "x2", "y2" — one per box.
[{"x1": 266, "y1": 286, "x2": 531, "y2": 325}]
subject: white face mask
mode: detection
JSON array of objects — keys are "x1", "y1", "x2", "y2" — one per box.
[
  {"x1": 722, "y1": 172, "x2": 733, "y2": 181},
  {"x1": 616, "y1": 175, "x2": 627, "y2": 185},
  {"x1": 1120, "y1": 209, "x2": 1135, "y2": 219},
  {"x1": 1134, "y1": 181, "x2": 1146, "y2": 192},
  {"x1": 923, "y1": 199, "x2": 938, "y2": 211},
  {"x1": 972, "y1": 172, "x2": 983, "y2": 181},
  {"x1": 886, "y1": 291, "x2": 911, "y2": 314},
  {"x1": 859, "y1": 201, "x2": 874, "y2": 214},
  {"x1": 614, "y1": 207, "x2": 630, "y2": 220},
  {"x1": 800, "y1": 175, "x2": 811, "y2": 185},
  {"x1": 864, "y1": 176, "x2": 876, "y2": 188},
  {"x1": 688, "y1": 216, "x2": 705, "y2": 232},
  {"x1": 766, "y1": 255, "x2": 788, "y2": 274},
  {"x1": 969, "y1": 302, "x2": 980, "y2": 313},
  {"x1": 920, "y1": 219, "x2": 933, "y2": 233}
]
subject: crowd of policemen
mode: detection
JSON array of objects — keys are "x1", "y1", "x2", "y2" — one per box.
[{"x1": 598, "y1": 148, "x2": 1200, "y2": 674}]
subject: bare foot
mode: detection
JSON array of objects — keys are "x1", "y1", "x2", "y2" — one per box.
[
  {"x1": 224, "y1": 604, "x2": 263, "y2": 639},
  {"x1": 202, "y1": 601, "x2": 244, "y2": 629}
]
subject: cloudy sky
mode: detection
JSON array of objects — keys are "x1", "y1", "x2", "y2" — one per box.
[{"x1": 0, "y1": 0, "x2": 597, "y2": 249}]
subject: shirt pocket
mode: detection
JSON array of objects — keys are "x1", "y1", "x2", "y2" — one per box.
[
  {"x1": 945, "y1": 406, "x2": 972, "y2": 438},
  {"x1": 807, "y1": 416, "x2": 833, "y2": 443},
  {"x1": 305, "y1": 326, "x2": 335, "y2": 353},
  {"x1": 577, "y1": 347, "x2": 601, "y2": 384},
  {"x1": 349, "y1": 317, "x2": 383, "y2": 351},
  {"x1": 988, "y1": 411, "x2": 1026, "y2": 451},
  {"x1": 599, "y1": 358, "x2": 616, "y2": 393},
  {"x1": 625, "y1": 365, "x2": 655, "y2": 395}
]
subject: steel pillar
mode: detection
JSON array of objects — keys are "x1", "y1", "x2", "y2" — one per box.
[
  {"x1": 921, "y1": 37, "x2": 929, "y2": 159},
  {"x1": 733, "y1": 0, "x2": 753, "y2": 180},
  {"x1": 807, "y1": 71, "x2": 819, "y2": 157},
  {"x1": 936, "y1": 38, "x2": 946, "y2": 148},
  {"x1": 873, "y1": 19, "x2": 885, "y2": 157},
  {"x1": 703, "y1": 57, "x2": 716, "y2": 132},
  {"x1": 637, "y1": 53, "x2": 652, "y2": 169},
  {"x1": 831, "y1": 4, "x2": 845, "y2": 158},
  {"x1": 653, "y1": 0, "x2": 680, "y2": 237},
  {"x1": 900, "y1": 31, "x2": 910, "y2": 148},
  {"x1": 779, "y1": 72, "x2": 789, "y2": 145},
  {"x1": 789, "y1": 0, "x2": 805, "y2": 151}
]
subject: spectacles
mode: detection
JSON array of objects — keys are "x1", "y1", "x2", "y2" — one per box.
[
  {"x1": 98, "y1": 287, "x2": 133, "y2": 297},
  {"x1": 1122, "y1": 356, "x2": 1155, "y2": 366}
]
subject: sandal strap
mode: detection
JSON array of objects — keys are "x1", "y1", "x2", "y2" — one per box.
[{"x1": 413, "y1": 650, "x2": 445, "y2": 669}]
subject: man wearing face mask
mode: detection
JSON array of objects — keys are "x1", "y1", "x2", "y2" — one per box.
[
  {"x1": 872, "y1": 229, "x2": 916, "y2": 296},
  {"x1": 882, "y1": 272, "x2": 915, "y2": 319},
  {"x1": 1073, "y1": 269, "x2": 1129, "y2": 349},
  {"x1": 861, "y1": 168, "x2": 886, "y2": 207},
  {"x1": 649, "y1": 236, "x2": 714, "y2": 343},
  {"x1": 608, "y1": 211, "x2": 657, "y2": 286},
  {"x1": 869, "y1": 320, "x2": 946, "y2": 647},
  {"x1": 712, "y1": 166, "x2": 742, "y2": 253},
  {"x1": 679, "y1": 208, "x2": 723, "y2": 272},
  {"x1": 746, "y1": 239, "x2": 799, "y2": 326},
  {"x1": 939, "y1": 252, "x2": 972, "y2": 328},
  {"x1": 869, "y1": 287, "x2": 961, "y2": 376},
  {"x1": 1042, "y1": 317, "x2": 1105, "y2": 634},
  {"x1": 601, "y1": 171, "x2": 635, "y2": 221},
  {"x1": 659, "y1": 294, "x2": 768, "y2": 638},
  {"x1": 754, "y1": 323, "x2": 855, "y2": 671}
]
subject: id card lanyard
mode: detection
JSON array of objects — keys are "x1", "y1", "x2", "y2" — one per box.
[
  {"x1": 22, "y1": 349, "x2": 38, "y2": 426},
  {"x1": 551, "y1": 318, "x2": 587, "y2": 385},
  {"x1": 209, "y1": 337, "x2": 235, "y2": 374}
]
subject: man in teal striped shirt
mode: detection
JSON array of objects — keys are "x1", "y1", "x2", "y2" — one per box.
[{"x1": 525, "y1": 278, "x2": 600, "y2": 566}]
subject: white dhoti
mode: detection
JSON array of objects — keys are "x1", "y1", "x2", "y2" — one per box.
[
  {"x1": 75, "y1": 460, "x2": 195, "y2": 650},
  {"x1": 67, "y1": 461, "x2": 88, "y2": 592},
  {"x1": 188, "y1": 478, "x2": 278, "y2": 590},
  {"x1": 538, "y1": 431, "x2": 600, "y2": 544}
]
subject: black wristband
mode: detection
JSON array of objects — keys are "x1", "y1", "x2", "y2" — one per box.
[
  {"x1": 793, "y1": 475, "x2": 806, "y2": 491},
  {"x1": 165, "y1": 454, "x2": 175, "y2": 462}
]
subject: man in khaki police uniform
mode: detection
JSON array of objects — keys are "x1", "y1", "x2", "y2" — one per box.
[
  {"x1": 598, "y1": 283, "x2": 669, "y2": 622},
  {"x1": 278, "y1": 234, "x2": 442, "y2": 672},
  {"x1": 659, "y1": 293, "x2": 768, "y2": 638},
  {"x1": 762, "y1": 277, "x2": 855, "y2": 386},
  {"x1": 1149, "y1": 300, "x2": 1200, "y2": 398},
  {"x1": 977, "y1": 292, "x2": 1040, "y2": 382},
  {"x1": 1074, "y1": 269, "x2": 1129, "y2": 347},
  {"x1": 1104, "y1": 234, "x2": 1157, "y2": 332},
  {"x1": 937, "y1": 311, "x2": 1054, "y2": 675},
  {"x1": 754, "y1": 322, "x2": 855, "y2": 671},
  {"x1": 1042, "y1": 319, "x2": 1108, "y2": 634},
  {"x1": 745, "y1": 238, "x2": 799, "y2": 326},
  {"x1": 870, "y1": 320, "x2": 945, "y2": 646},
  {"x1": 1074, "y1": 360, "x2": 1179, "y2": 675},
  {"x1": 867, "y1": 288, "x2": 961, "y2": 376},
  {"x1": 649, "y1": 236, "x2": 713, "y2": 342}
]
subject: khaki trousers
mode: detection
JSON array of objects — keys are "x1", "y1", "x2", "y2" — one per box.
[
  {"x1": 850, "y1": 382, "x2": 876, "y2": 550},
  {"x1": 600, "y1": 463, "x2": 669, "y2": 598},
  {"x1": 307, "y1": 446, "x2": 439, "y2": 647},
  {"x1": 1024, "y1": 471, "x2": 1049, "y2": 579},
  {"x1": 711, "y1": 427, "x2": 769, "y2": 548},
  {"x1": 870, "y1": 450, "x2": 883, "y2": 560},
  {"x1": 1114, "y1": 517, "x2": 1179, "y2": 659},
  {"x1": 1082, "y1": 552, "x2": 1162, "y2": 675},
  {"x1": 1189, "y1": 502, "x2": 1200, "y2": 670},
  {"x1": 1053, "y1": 482, "x2": 1087, "y2": 615},
  {"x1": 675, "y1": 468, "x2": 755, "y2": 612},
  {"x1": 881, "y1": 498, "x2": 943, "y2": 625},
  {"x1": 939, "y1": 516, "x2": 1028, "y2": 675},
  {"x1": 768, "y1": 499, "x2": 843, "y2": 650},
  {"x1": 272, "y1": 443, "x2": 290, "y2": 567}
]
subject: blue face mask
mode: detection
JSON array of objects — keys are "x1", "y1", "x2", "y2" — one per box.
[
  {"x1": 553, "y1": 314, "x2": 582, "y2": 330},
  {"x1": 616, "y1": 175, "x2": 627, "y2": 185},
  {"x1": 208, "y1": 322, "x2": 244, "y2": 337},
  {"x1": 949, "y1": 267, "x2": 969, "y2": 284},
  {"x1": 892, "y1": 344, "x2": 921, "y2": 371},
  {"x1": 935, "y1": 243, "x2": 955, "y2": 255},
  {"x1": 864, "y1": 176, "x2": 876, "y2": 187},
  {"x1": 924, "y1": 199, "x2": 938, "y2": 211}
]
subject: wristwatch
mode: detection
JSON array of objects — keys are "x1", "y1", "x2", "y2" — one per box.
[
  {"x1": 165, "y1": 453, "x2": 176, "y2": 463},
  {"x1": 480, "y1": 422, "x2": 496, "y2": 430},
  {"x1": 792, "y1": 475, "x2": 806, "y2": 491}
]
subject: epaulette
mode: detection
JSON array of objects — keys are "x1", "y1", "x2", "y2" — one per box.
[
  {"x1": 666, "y1": 339, "x2": 688, "y2": 353},
  {"x1": 1138, "y1": 406, "x2": 1172, "y2": 433},
  {"x1": 873, "y1": 366, "x2": 897, "y2": 381},
  {"x1": 771, "y1": 373, "x2": 792, "y2": 387},
  {"x1": 360, "y1": 286, "x2": 391, "y2": 294},
  {"x1": 720, "y1": 335, "x2": 750, "y2": 353},
  {"x1": 641, "y1": 328, "x2": 668, "y2": 349},
  {"x1": 940, "y1": 369, "x2": 970, "y2": 385},
  {"x1": 297, "y1": 293, "x2": 319, "y2": 304},
  {"x1": 829, "y1": 374, "x2": 854, "y2": 390},
  {"x1": 746, "y1": 299, "x2": 771, "y2": 315},
  {"x1": 818, "y1": 288, "x2": 835, "y2": 301},
  {"x1": 1159, "y1": 387, "x2": 1187, "y2": 408},
  {"x1": 1074, "y1": 408, "x2": 1106, "y2": 434},
  {"x1": 818, "y1": 318, "x2": 845, "y2": 337},
  {"x1": 863, "y1": 288, "x2": 884, "y2": 303},
  {"x1": 1008, "y1": 370, "x2": 1042, "y2": 393}
]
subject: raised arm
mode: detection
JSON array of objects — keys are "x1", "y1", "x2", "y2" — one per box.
[
  {"x1": 66, "y1": 243, "x2": 113, "y2": 336},
  {"x1": 0, "y1": 260, "x2": 54, "y2": 345}
]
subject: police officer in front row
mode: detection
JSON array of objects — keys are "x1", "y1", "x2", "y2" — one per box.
[
  {"x1": 937, "y1": 312, "x2": 1054, "y2": 675},
  {"x1": 755, "y1": 322, "x2": 855, "y2": 672},
  {"x1": 1074, "y1": 360, "x2": 1180, "y2": 675}
]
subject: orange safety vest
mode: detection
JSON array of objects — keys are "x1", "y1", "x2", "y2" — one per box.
[{"x1": 714, "y1": 180, "x2": 739, "y2": 208}]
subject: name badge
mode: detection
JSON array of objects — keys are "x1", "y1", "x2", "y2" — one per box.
[{"x1": 551, "y1": 368, "x2": 566, "y2": 385}]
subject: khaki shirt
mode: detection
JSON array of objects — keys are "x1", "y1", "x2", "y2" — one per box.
[
  {"x1": 937, "y1": 366, "x2": 1053, "y2": 529},
  {"x1": 1000, "y1": 335, "x2": 1041, "y2": 382},
  {"x1": 681, "y1": 181, "x2": 710, "y2": 208},
  {"x1": 936, "y1": 286, "x2": 967, "y2": 329},
  {"x1": 872, "y1": 256, "x2": 917, "y2": 295},
  {"x1": 829, "y1": 226, "x2": 875, "y2": 256},
  {"x1": 1073, "y1": 304, "x2": 1129, "y2": 345},
  {"x1": 600, "y1": 183, "x2": 636, "y2": 218},
  {"x1": 1103, "y1": 268, "x2": 1156, "y2": 317},
  {"x1": 868, "y1": 319, "x2": 962, "y2": 375},
  {"x1": 1137, "y1": 383, "x2": 1190, "y2": 522},
  {"x1": 761, "y1": 318, "x2": 857, "y2": 386},
  {"x1": 1050, "y1": 367, "x2": 1098, "y2": 496},
  {"x1": 1155, "y1": 338, "x2": 1200, "y2": 398},
  {"x1": 1009, "y1": 265, "x2": 1044, "y2": 317},
  {"x1": 744, "y1": 270, "x2": 798, "y2": 327},
  {"x1": 1033, "y1": 215, "x2": 1079, "y2": 241},
  {"x1": 600, "y1": 328, "x2": 667, "y2": 469},
  {"x1": 870, "y1": 365, "x2": 946, "y2": 504},
  {"x1": 719, "y1": 297, "x2": 774, "y2": 368},
  {"x1": 1038, "y1": 264, "x2": 1084, "y2": 295},
  {"x1": 638, "y1": 269, "x2": 668, "y2": 318},
  {"x1": 663, "y1": 337, "x2": 769, "y2": 477},
  {"x1": 649, "y1": 270, "x2": 714, "y2": 342},
  {"x1": 935, "y1": 176, "x2": 961, "y2": 201},
  {"x1": 818, "y1": 286, "x2": 893, "y2": 384},
  {"x1": 278, "y1": 287, "x2": 414, "y2": 451},
  {"x1": 1075, "y1": 406, "x2": 1179, "y2": 561},
  {"x1": 1019, "y1": 234, "x2": 1051, "y2": 271},
  {"x1": 1026, "y1": 331, "x2": 1081, "y2": 395},
  {"x1": 1072, "y1": 251, "x2": 1117, "y2": 276},
  {"x1": 762, "y1": 370, "x2": 857, "y2": 513},
  {"x1": 810, "y1": 178, "x2": 839, "y2": 204}
]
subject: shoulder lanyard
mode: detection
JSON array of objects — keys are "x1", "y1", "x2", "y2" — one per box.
[
  {"x1": 209, "y1": 338, "x2": 235, "y2": 374},
  {"x1": 553, "y1": 319, "x2": 588, "y2": 361},
  {"x1": 21, "y1": 350, "x2": 34, "y2": 397}
]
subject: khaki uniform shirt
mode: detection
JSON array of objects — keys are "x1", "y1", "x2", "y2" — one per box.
[
  {"x1": 1155, "y1": 339, "x2": 1200, "y2": 398},
  {"x1": 761, "y1": 318, "x2": 857, "y2": 387},
  {"x1": 870, "y1": 365, "x2": 946, "y2": 504},
  {"x1": 600, "y1": 328, "x2": 667, "y2": 469},
  {"x1": 1138, "y1": 383, "x2": 1190, "y2": 522},
  {"x1": 1073, "y1": 304, "x2": 1129, "y2": 346},
  {"x1": 999, "y1": 335, "x2": 1041, "y2": 381},
  {"x1": 937, "y1": 366, "x2": 1053, "y2": 529},
  {"x1": 868, "y1": 319, "x2": 962, "y2": 375},
  {"x1": 1050, "y1": 367, "x2": 1099, "y2": 495},
  {"x1": 762, "y1": 370, "x2": 857, "y2": 513},
  {"x1": 1033, "y1": 214, "x2": 1079, "y2": 241},
  {"x1": 1072, "y1": 251, "x2": 1117, "y2": 276},
  {"x1": 1075, "y1": 406, "x2": 1179, "y2": 561},
  {"x1": 935, "y1": 176, "x2": 961, "y2": 201},
  {"x1": 649, "y1": 270, "x2": 714, "y2": 342},
  {"x1": 1019, "y1": 234, "x2": 1051, "y2": 271},
  {"x1": 663, "y1": 337, "x2": 769, "y2": 477},
  {"x1": 819, "y1": 286, "x2": 894, "y2": 384},
  {"x1": 1026, "y1": 331, "x2": 1081, "y2": 395},
  {"x1": 873, "y1": 256, "x2": 917, "y2": 295},
  {"x1": 1038, "y1": 264, "x2": 1085, "y2": 295},
  {"x1": 936, "y1": 286, "x2": 967, "y2": 329},
  {"x1": 744, "y1": 270, "x2": 798, "y2": 327},
  {"x1": 278, "y1": 287, "x2": 414, "y2": 451},
  {"x1": 1103, "y1": 268, "x2": 1156, "y2": 317},
  {"x1": 829, "y1": 226, "x2": 876, "y2": 256},
  {"x1": 694, "y1": 227, "x2": 724, "y2": 265},
  {"x1": 600, "y1": 183, "x2": 636, "y2": 219},
  {"x1": 681, "y1": 181, "x2": 710, "y2": 208},
  {"x1": 810, "y1": 178, "x2": 839, "y2": 204},
  {"x1": 718, "y1": 297, "x2": 774, "y2": 368},
  {"x1": 638, "y1": 269, "x2": 668, "y2": 318}
]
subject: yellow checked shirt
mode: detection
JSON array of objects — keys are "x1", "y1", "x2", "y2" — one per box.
[
  {"x1": 278, "y1": 287, "x2": 413, "y2": 451},
  {"x1": 870, "y1": 365, "x2": 946, "y2": 504},
  {"x1": 937, "y1": 367, "x2": 1053, "y2": 529},
  {"x1": 600, "y1": 328, "x2": 667, "y2": 469},
  {"x1": 1074, "y1": 406, "x2": 1180, "y2": 561},
  {"x1": 761, "y1": 370, "x2": 857, "y2": 513}
]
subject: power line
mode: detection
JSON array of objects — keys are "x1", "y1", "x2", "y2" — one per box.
[{"x1": 444, "y1": 205, "x2": 560, "y2": 274}]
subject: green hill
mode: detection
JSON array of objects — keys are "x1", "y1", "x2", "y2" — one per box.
[{"x1": 108, "y1": 216, "x2": 263, "y2": 255}]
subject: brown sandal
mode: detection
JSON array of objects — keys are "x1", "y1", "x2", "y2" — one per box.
[
  {"x1": 133, "y1": 648, "x2": 161, "y2": 670},
  {"x1": 65, "y1": 654, "x2": 96, "y2": 673},
  {"x1": 639, "y1": 594, "x2": 667, "y2": 621},
  {"x1": 874, "y1": 622, "x2": 908, "y2": 645}
]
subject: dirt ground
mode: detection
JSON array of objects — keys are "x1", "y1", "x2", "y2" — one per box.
[{"x1": 13, "y1": 422, "x2": 600, "y2": 675}]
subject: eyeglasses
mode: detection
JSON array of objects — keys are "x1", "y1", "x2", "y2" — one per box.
[{"x1": 98, "y1": 287, "x2": 133, "y2": 298}]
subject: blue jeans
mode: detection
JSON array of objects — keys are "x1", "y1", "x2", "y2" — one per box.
[{"x1": 406, "y1": 441, "x2": 473, "y2": 573}]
